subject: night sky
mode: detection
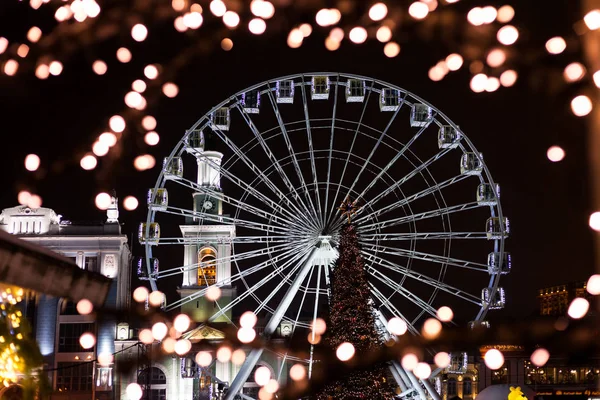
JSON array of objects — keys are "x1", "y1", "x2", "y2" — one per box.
[{"x1": 0, "y1": 0, "x2": 595, "y2": 320}]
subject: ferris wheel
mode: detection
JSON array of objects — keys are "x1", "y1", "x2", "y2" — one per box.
[{"x1": 140, "y1": 73, "x2": 509, "y2": 399}]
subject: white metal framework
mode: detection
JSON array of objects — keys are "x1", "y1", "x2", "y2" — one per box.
[{"x1": 142, "y1": 73, "x2": 509, "y2": 400}]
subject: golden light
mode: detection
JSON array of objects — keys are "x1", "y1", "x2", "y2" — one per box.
[
  {"x1": 349, "y1": 27, "x2": 368, "y2": 44},
  {"x1": 92, "y1": 60, "x2": 107, "y2": 75},
  {"x1": 99, "y1": 132, "x2": 117, "y2": 147},
  {"x1": 311, "y1": 318, "x2": 326, "y2": 335},
  {"x1": 322, "y1": 37, "x2": 338, "y2": 51},
  {"x1": 144, "y1": 131, "x2": 160, "y2": 146},
  {"x1": 434, "y1": 351, "x2": 451, "y2": 368},
  {"x1": 205, "y1": 285, "x2": 222, "y2": 301},
  {"x1": 238, "y1": 311, "x2": 257, "y2": 329},
  {"x1": 221, "y1": 38, "x2": 234, "y2": 51},
  {"x1": 169, "y1": 327, "x2": 182, "y2": 339},
  {"x1": 134, "y1": 154, "x2": 156, "y2": 171},
  {"x1": 486, "y1": 49, "x2": 506, "y2": 67},
  {"x1": 174, "y1": 16, "x2": 188, "y2": 32},
  {"x1": 172, "y1": 0, "x2": 185, "y2": 11},
  {"x1": 4, "y1": 59, "x2": 19, "y2": 76},
  {"x1": 95, "y1": 192, "x2": 112, "y2": 210},
  {"x1": 485, "y1": 77, "x2": 501, "y2": 92},
  {"x1": 17, "y1": 44, "x2": 29, "y2": 58},
  {"x1": 148, "y1": 290, "x2": 165, "y2": 307},
  {"x1": 83, "y1": 0, "x2": 101, "y2": 18},
  {"x1": 547, "y1": 146, "x2": 565, "y2": 162},
  {"x1": 401, "y1": 353, "x2": 419, "y2": 371},
  {"x1": 249, "y1": 18, "x2": 267, "y2": 35},
  {"x1": 126, "y1": 383, "x2": 143, "y2": 400},
  {"x1": 330, "y1": 27, "x2": 344, "y2": 42},
  {"x1": 387, "y1": 317, "x2": 408, "y2": 335},
  {"x1": 500, "y1": 70, "x2": 518, "y2": 87},
  {"x1": 436, "y1": 306, "x2": 454, "y2": 322},
  {"x1": 109, "y1": 115, "x2": 126, "y2": 133},
  {"x1": 589, "y1": 212, "x2": 600, "y2": 231},
  {"x1": 264, "y1": 379, "x2": 279, "y2": 394},
  {"x1": 174, "y1": 339, "x2": 192, "y2": 356},
  {"x1": 131, "y1": 24, "x2": 148, "y2": 42},
  {"x1": 467, "y1": 7, "x2": 484, "y2": 26},
  {"x1": 216, "y1": 346, "x2": 232, "y2": 362},
  {"x1": 384, "y1": 42, "x2": 400, "y2": 58},
  {"x1": 287, "y1": 28, "x2": 304, "y2": 48},
  {"x1": 369, "y1": 3, "x2": 388, "y2": 21},
  {"x1": 446, "y1": 0, "x2": 460, "y2": 3},
  {"x1": 484, "y1": 349, "x2": 504, "y2": 370},
  {"x1": 423, "y1": 0, "x2": 438, "y2": 11},
  {"x1": 587, "y1": 274, "x2": 600, "y2": 295},
  {"x1": 161, "y1": 83, "x2": 178, "y2": 98},
  {"x1": 584, "y1": 9, "x2": 600, "y2": 30},
  {"x1": 28, "y1": 194, "x2": 42, "y2": 208},
  {"x1": 116, "y1": 47, "x2": 132, "y2": 63},
  {"x1": 409, "y1": 2, "x2": 429, "y2": 20},
  {"x1": 80, "y1": 154, "x2": 97, "y2": 170},
  {"x1": 563, "y1": 62, "x2": 586, "y2": 82},
  {"x1": 251, "y1": 1, "x2": 275, "y2": 19},
  {"x1": 79, "y1": 332, "x2": 96, "y2": 349},
  {"x1": 307, "y1": 333, "x2": 321, "y2": 345},
  {"x1": 497, "y1": 5, "x2": 514, "y2": 23},
  {"x1": 290, "y1": 364, "x2": 306, "y2": 381},
  {"x1": 545, "y1": 37, "x2": 566, "y2": 54},
  {"x1": 24, "y1": 154, "x2": 40, "y2": 172},
  {"x1": 27, "y1": 26, "x2": 42, "y2": 43},
  {"x1": 254, "y1": 366, "x2": 271, "y2": 386},
  {"x1": 446, "y1": 53, "x2": 463, "y2": 71},
  {"x1": 35, "y1": 64, "x2": 49, "y2": 79},
  {"x1": 163, "y1": 338, "x2": 177, "y2": 353},
  {"x1": 0, "y1": 37, "x2": 7, "y2": 54},
  {"x1": 530, "y1": 348, "x2": 550, "y2": 367},
  {"x1": 315, "y1": 8, "x2": 341, "y2": 27},
  {"x1": 571, "y1": 95, "x2": 593, "y2": 117},
  {"x1": 48, "y1": 60, "x2": 63, "y2": 76},
  {"x1": 422, "y1": 318, "x2": 442, "y2": 339},
  {"x1": 144, "y1": 65, "x2": 159, "y2": 80},
  {"x1": 125, "y1": 91, "x2": 146, "y2": 109},
  {"x1": 17, "y1": 191, "x2": 31, "y2": 206},
  {"x1": 55, "y1": 6, "x2": 72, "y2": 22},
  {"x1": 142, "y1": 115, "x2": 157, "y2": 130},
  {"x1": 133, "y1": 286, "x2": 149, "y2": 303},
  {"x1": 481, "y1": 6, "x2": 497, "y2": 24},
  {"x1": 92, "y1": 141, "x2": 109, "y2": 157},
  {"x1": 336, "y1": 342, "x2": 355, "y2": 361},
  {"x1": 152, "y1": 322, "x2": 168, "y2": 341},
  {"x1": 123, "y1": 196, "x2": 139, "y2": 211},
  {"x1": 183, "y1": 12, "x2": 203, "y2": 29},
  {"x1": 76, "y1": 299, "x2": 93, "y2": 315},
  {"x1": 237, "y1": 327, "x2": 257, "y2": 343},
  {"x1": 299, "y1": 23, "x2": 312, "y2": 37},
  {"x1": 594, "y1": 71, "x2": 600, "y2": 88},
  {"x1": 195, "y1": 351, "x2": 213, "y2": 367},
  {"x1": 567, "y1": 297, "x2": 589, "y2": 319},
  {"x1": 470, "y1": 73, "x2": 488, "y2": 93},
  {"x1": 98, "y1": 352, "x2": 114, "y2": 366},
  {"x1": 210, "y1": 0, "x2": 227, "y2": 17},
  {"x1": 376, "y1": 26, "x2": 392, "y2": 43},
  {"x1": 231, "y1": 349, "x2": 246, "y2": 365},
  {"x1": 414, "y1": 362, "x2": 432, "y2": 379},
  {"x1": 223, "y1": 11, "x2": 240, "y2": 28},
  {"x1": 497, "y1": 25, "x2": 518, "y2": 45}
]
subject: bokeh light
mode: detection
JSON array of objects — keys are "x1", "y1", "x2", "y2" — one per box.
[
  {"x1": 232, "y1": 349, "x2": 246, "y2": 365},
  {"x1": 497, "y1": 5, "x2": 515, "y2": 23},
  {"x1": 401, "y1": 353, "x2": 419, "y2": 371},
  {"x1": 144, "y1": 65, "x2": 159, "y2": 80},
  {"x1": 287, "y1": 28, "x2": 304, "y2": 48},
  {"x1": 376, "y1": 26, "x2": 392, "y2": 43},
  {"x1": 221, "y1": 38, "x2": 234, "y2": 51},
  {"x1": 289, "y1": 364, "x2": 306, "y2": 381},
  {"x1": 145, "y1": 132, "x2": 160, "y2": 146},
  {"x1": 547, "y1": 146, "x2": 565, "y2": 162},
  {"x1": 123, "y1": 196, "x2": 139, "y2": 211},
  {"x1": 24, "y1": 154, "x2": 40, "y2": 171},
  {"x1": 436, "y1": 306, "x2": 454, "y2": 322},
  {"x1": 486, "y1": 49, "x2": 506, "y2": 67},
  {"x1": 571, "y1": 95, "x2": 593, "y2": 117},
  {"x1": 4, "y1": 59, "x2": 18, "y2": 76},
  {"x1": 584, "y1": 9, "x2": 600, "y2": 30},
  {"x1": 206, "y1": 285, "x2": 222, "y2": 301},
  {"x1": 99, "y1": 132, "x2": 117, "y2": 147},
  {"x1": 409, "y1": 2, "x2": 429, "y2": 20},
  {"x1": 545, "y1": 37, "x2": 566, "y2": 54},
  {"x1": 27, "y1": 26, "x2": 42, "y2": 43},
  {"x1": 470, "y1": 73, "x2": 488, "y2": 93},
  {"x1": 109, "y1": 115, "x2": 126, "y2": 133},
  {"x1": 387, "y1": 317, "x2": 408, "y2": 335},
  {"x1": 336, "y1": 342, "x2": 355, "y2": 361},
  {"x1": 216, "y1": 346, "x2": 232, "y2": 362},
  {"x1": 446, "y1": 53, "x2": 463, "y2": 71},
  {"x1": 134, "y1": 155, "x2": 156, "y2": 171},
  {"x1": 384, "y1": 42, "x2": 400, "y2": 58},
  {"x1": 95, "y1": 192, "x2": 112, "y2": 210},
  {"x1": 210, "y1": 0, "x2": 227, "y2": 17},
  {"x1": 530, "y1": 348, "x2": 550, "y2": 367},
  {"x1": 148, "y1": 290, "x2": 165, "y2": 307},
  {"x1": 587, "y1": 274, "x2": 600, "y2": 295},
  {"x1": 369, "y1": 3, "x2": 388, "y2": 21},
  {"x1": 349, "y1": 27, "x2": 368, "y2": 44},
  {"x1": 563, "y1": 62, "x2": 586, "y2": 82},
  {"x1": 92, "y1": 60, "x2": 107, "y2": 75},
  {"x1": 254, "y1": 366, "x2": 271, "y2": 386},
  {"x1": 195, "y1": 351, "x2": 212, "y2": 367},
  {"x1": 133, "y1": 286, "x2": 149, "y2": 303},
  {"x1": 162, "y1": 83, "x2": 179, "y2": 98},
  {"x1": 116, "y1": 47, "x2": 132, "y2": 63},
  {"x1": 126, "y1": 383, "x2": 143, "y2": 400},
  {"x1": 174, "y1": 339, "x2": 192, "y2": 356},
  {"x1": 152, "y1": 322, "x2": 168, "y2": 341},
  {"x1": 131, "y1": 24, "x2": 148, "y2": 42},
  {"x1": 223, "y1": 11, "x2": 240, "y2": 28},
  {"x1": 249, "y1": 18, "x2": 267, "y2": 35},
  {"x1": 240, "y1": 311, "x2": 258, "y2": 328},
  {"x1": 311, "y1": 318, "x2": 327, "y2": 335},
  {"x1": 79, "y1": 332, "x2": 96, "y2": 349},
  {"x1": 500, "y1": 70, "x2": 518, "y2": 87},
  {"x1": 414, "y1": 362, "x2": 431, "y2": 379},
  {"x1": 434, "y1": 351, "x2": 451, "y2": 368},
  {"x1": 567, "y1": 297, "x2": 589, "y2": 319},
  {"x1": 589, "y1": 211, "x2": 600, "y2": 231},
  {"x1": 422, "y1": 318, "x2": 442, "y2": 339},
  {"x1": 484, "y1": 349, "x2": 505, "y2": 370},
  {"x1": 497, "y1": 25, "x2": 519, "y2": 45},
  {"x1": 237, "y1": 327, "x2": 257, "y2": 343},
  {"x1": 142, "y1": 116, "x2": 157, "y2": 130},
  {"x1": 76, "y1": 299, "x2": 93, "y2": 315},
  {"x1": 92, "y1": 141, "x2": 109, "y2": 157},
  {"x1": 251, "y1": 0, "x2": 275, "y2": 19}
]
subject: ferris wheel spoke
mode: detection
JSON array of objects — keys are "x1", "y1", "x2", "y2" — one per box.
[
  {"x1": 323, "y1": 79, "x2": 340, "y2": 226},
  {"x1": 364, "y1": 251, "x2": 483, "y2": 306},
  {"x1": 154, "y1": 235, "x2": 309, "y2": 245},
  {"x1": 265, "y1": 87, "x2": 321, "y2": 228},
  {"x1": 358, "y1": 201, "x2": 483, "y2": 232},
  {"x1": 370, "y1": 285, "x2": 420, "y2": 336},
  {"x1": 360, "y1": 232, "x2": 489, "y2": 241},
  {"x1": 360, "y1": 243, "x2": 489, "y2": 273}
]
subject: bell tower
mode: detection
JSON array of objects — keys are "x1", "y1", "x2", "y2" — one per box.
[{"x1": 178, "y1": 131, "x2": 236, "y2": 323}]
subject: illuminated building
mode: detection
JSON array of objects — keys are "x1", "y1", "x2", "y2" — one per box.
[{"x1": 538, "y1": 282, "x2": 592, "y2": 316}]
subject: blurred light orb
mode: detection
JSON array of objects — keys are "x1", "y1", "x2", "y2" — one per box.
[
  {"x1": 485, "y1": 77, "x2": 501, "y2": 92},
  {"x1": 563, "y1": 62, "x2": 586, "y2": 82},
  {"x1": 0, "y1": 37, "x2": 7, "y2": 54},
  {"x1": 497, "y1": 25, "x2": 518, "y2": 45},
  {"x1": 123, "y1": 196, "x2": 139, "y2": 211},
  {"x1": 131, "y1": 24, "x2": 148, "y2": 42},
  {"x1": 145, "y1": 131, "x2": 160, "y2": 146},
  {"x1": 24, "y1": 154, "x2": 40, "y2": 171},
  {"x1": 436, "y1": 306, "x2": 454, "y2": 322},
  {"x1": 470, "y1": 73, "x2": 488, "y2": 93},
  {"x1": 125, "y1": 91, "x2": 144, "y2": 109},
  {"x1": 584, "y1": 9, "x2": 600, "y2": 30},
  {"x1": 467, "y1": 7, "x2": 484, "y2": 26},
  {"x1": 590, "y1": 211, "x2": 600, "y2": 231},
  {"x1": 401, "y1": 353, "x2": 419, "y2": 371},
  {"x1": 264, "y1": 379, "x2": 279, "y2": 394},
  {"x1": 446, "y1": 53, "x2": 463, "y2": 71},
  {"x1": 325, "y1": 37, "x2": 340, "y2": 51},
  {"x1": 142, "y1": 115, "x2": 157, "y2": 130},
  {"x1": 173, "y1": 314, "x2": 191, "y2": 332},
  {"x1": 28, "y1": 194, "x2": 42, "y2": 209},
  {"x1": 311, "y1": 318, "x2": 327, "y2": 335},
  {"x1": 434, "y1": 351, "x2": 451, "y2": 368},
  {"x1": 486, "y1": 49, "x2": 506, "y2": 67},
  {"x1": 27, "y1": 27, "x2": 42, "y2": 43},
  {"x1": 384, "y1": 42, "x2": 400, "y2": 58},
  {"x1": 130, "y1": 80, "x2": 146, "y2": 94},
  {"x1": 436, "y1": 60, "x2": 449, "y2": 74},
  {"x1": 144, "y1": 65, "x2": 159, "y2": 80},
  {"x1": 221, "y1": 38, "x2": 234, "y2": 51},
  {"x1": 172, "y1": 0, "x2": 185, "y2": 11},
  {"x1": 80, "y1": 154, "x2": 97, "y2": 170},
  {"x1": 216, "y1": 346, "x2": 232, "y2": 362},
  {"x1": 481, "y1": 6, "x2": 497, "y2": 24},
  {"x1": 299, "y1": 23, "x2": 312, "y2": 37},
  {"x1": 547, "y1": 146, "x2": 565, "y2": 162},
  {"x1": 484, "y1": 349, "x2": 504, "y2": 370},
  {"x1": 223, "y1": 11, "x2": 240, "y2": 28},
  {"x1": 134, "y1": 155, "x2": 156, "y2": 171},
  {"x1": 429, "y1": 66, "x2": 445, "y2": 82},
  {"x1": 95, "y1": 192, "x2": 112, "y2": 210},
  {"x1": 17, "y1": 44, "x2": 29, "y2": 58},
  {"x1": 148, "y1": 290, "x2": 165, "y2": 307},
  {"x1": 290, "y1": 364, "x2": 306, "y2": 381},
  {"x1": 17, "y1": 191, "x2": 31, "y2": 206},
  {"x1": 126, "y1": 383, "x2": 143, "y2": 400},
  {"x1": 98, "y1": 352, "x2": 114, "y2": 366},
  {"x1": 237, "y1": 327, "x2": 257, "y2": 343},
  {"x1": 35, "y1": 64, "x2": 49, "y2": 79},
  {"x1": 109, "y1": 115, "x2": 126, "y2": 133},
  {"x1": 174, "y1": 16, "x2": 188, "y2": 32},
  {"x1": 316, "y1": 8, "x2": 341, "y2": 27},
  {"x1": 162, "y1": 83, "x2": 179, "y2": 98},
  {"x1": 376, "y1": 26, "x2": 392, "y2": 43},
  {"x1": 369, "y1": 3, "x2": 388, "y2": 21},
  {"x1": 497, "y1": 5, "x2": 515, "y2": 23},
  {"x1": 152, "y1": 322, "x2": 168, "y2": 341},
  {"x1": 79, "y1": 332, "x2": 96, "y2": 349},
  {"x1": 251, "y1": 0, "x2": 275, "y2": 19},
  {"x1": 530, "y1": 348, "x2": 550, "y2": 367},
  {"x1": 423, "y1": 0, "x2": 439, "y2": 11},
  {"x1": 329, "y1": 27, "x2": 344, "y2": 42},
  {"x1": 336, "y1": 342, "x2": 355, "y2": 361},
  {"x1": 571, "y1": 95, "x2": 592, "y2": 117},
  {"x1": 251, "y1": 366, "x2": 270, "y2": 387},
  {"x1": 4, "y1": 59, "x2": 18, "y2": 76},
  {"x1": 422, "y1": 318, "x2": 442, "y2": 339},
  {"x1": 55, "y1": 6, "x2": 71, "y2": 22},
  {"x1": 49, "y1": 61, "x2": 63, "y2": 76},
  {"x1": 133, "y1": 286, "x2": 149, "y2": 303},
  {"x1": 210, "y1": 0, "x2": 227, "y2": 17},
  {"x1": 240, "y1": 311, "x2": 258, "y2": 328},
  {"x1": 500, "y1": 70, "x2": 518, "y2": 87},
  {"x1": 76, "y1": 299, "x2": 93, "y2": 315},
  {"x1": 414, "y1": 362, "x2": 432, "y2": 379},
  {"x1": 307, "y1": 332, "x2": 321, "y2": 345},
  {"x1": 567, "y1": 297, "x2": 589, "y2": 319},
  {"x1": 116, "y1": 47, "x2": 132, "y2": 63},
  {"x1": 195, "y1": 351, "x2": 213, "y2": 367},
  {"x1": 349, "y1": 27, "x2": 368, "y2": 44},
  {"x1": 387, "y1": 317, "x2": 408, "y2": 335},
  {"x1": 183, "y1": 12, "x2": 203, "y2": 29},
  {"x1": 287, "y1": 28, "x2": 304, "y2": 48},
  {"x1": 545, "y1": 37, "x2": 566, "y2": 54},
  {"x1": 249, "y1": 18, "x2": 267, "y2": 35},
  {"x1": 92, "y1": 141, "x2": 109, "y2": 157},
  {"x1": 206, "y1": 285, "x2": 222, "y2": 301},
  {"x1": 409, "y1": 2, "x2": 429, "y2": 20},
  {"x1": 92, "y1": 60, "x2": 107, "y2": 75},
  {"x1": 162, "y1": 337, "x2": 176, "y2": 353},
  {"x1": 587, "y1": 274, "x2": 600, "y2": 295},
  {"x1": 174, "y1": 339, "x2": 192, "y2": 355},
  {"x1": 231, "y1": 349, "x2": 246, "y2": 365}
]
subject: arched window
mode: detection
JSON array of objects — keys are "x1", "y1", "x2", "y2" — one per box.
[
  {"x1": 138, "y1": 367, "x2": 167, "y2": 400},
  {"x1": 198, "y1": 247, "x2": 217, "y2": 286},
  {"x1": 447, "y1": 378, "x2": 457, "y2": 396},
  {"x1": 463, "y1": 377, "x2": 472, "y2": 395}
]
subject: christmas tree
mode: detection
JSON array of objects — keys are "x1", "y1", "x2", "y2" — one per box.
[{"x1": 316, "y1": 224, "x2": 395, "y2": 399}]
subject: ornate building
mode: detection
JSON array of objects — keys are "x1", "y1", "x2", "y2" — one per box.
[
  {"x1": 0, "y1": 199, "x2": 132, "y2": 400},
  {"x1": 538, "y1": 282, "x2": 593, "y2": 316}
]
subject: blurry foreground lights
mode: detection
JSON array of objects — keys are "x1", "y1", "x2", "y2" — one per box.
[
  {"x1": 584, "y1": 9, "x2": 600, "y2": 30},
  {"x1": 116, "y1": 47, "x2": 132, "y2": 63},
  {"x1": 76, "y1": 299, "x2": 93, "y2": 315},
  {"x1": 336, "y1": 342, "x2": 355, "y2": 361},
  {"x1": 183, "y1": 12, "x2": 203, "y2": 29},
  {"x1": 369, "y1": 3, "x2": 388, "y2": 21},
  {"x1": 24, "y1": 154, "x2": 40, "y2": 171},
  {"x1": 401, "y1": 353, "x2": 419, "y2": 371},
  {"x1": 315, "y1": 8, "x2": 341, "y2": 27},
  {"x1": 49, "y1": 61, "x2": 63, "y2": 76},
  {"x1": 414, "y1": 362, "x2": 432, "y2": 379},
  {"x1": 131, "y1": 24, "x2": 148, "y2": 41},
  {"x1": 28, "y1": 194, "x2": 42, "y2": 208},
  {"x1": 545, "y1": 37, "x2": 566, "y2": 54},
  {"x1": 144, "y1": 65, "x2": 159, "y2": 80},
  {"x1": 35, "y1": 64, "x2": 49, "y2": 79},
  {"x1": 287, "y1": 28, "x2": 303, "y2": 48},
  {"x1": 249, "y1": 18, "x2": 267, "y2": 35},
  {"x1": 563, "y1": 62, "x2": 586, "y2": 82},
  {"x1": 481, "y1": 6, "x2": 497, "y2": 23},
  {"x1": 587, "y1": 274, "x2": 600, "y2": 295},
  {"x1": 237, "y1": 327, "x2": 257, "y2": 343},
  {"x1": 546, "y1": 146, "x2": 565, "y2": 162},
  {"x1": 148, "y1": 290, "x2": 165, "y2": 307},
  {"x1": 99, "y1": 132, "x2": 117, "y2": 147},
  {"x1": 152, "y1": 322, "x2": 168, "y2": 341},
  {"x1": 594, "y1": 70, "x2": 600, "y2": 88},
  {"x1": 162, "y1": 83, "x2": 179, "y2": 98},
  {"x1": 325, "y1": 37, "x2": 340, "y2": 51},
  {"x1": 79, "y1": 332, "x2": 96, "y2": 349},
  {"x1": 139, "y1": 329, "x2": 153, "y2": 344},
  {"x1": 251, "y1": 1, "x2": 275, "y2": 19},
  {"x1": 221, "y1": 38, "x2": 234, "y2": 51},
  {"x1": 376, "y1": 26, "x2": 392, "y2": 43},
  {"x1": 97, "y1": 352, "x2": 113, "y2": 366},
  {"x1": 4, "y1": 59, "x2": 17, "y2": 76},
  {"x1": 231, "y1": 349, "x2": 246, "y2": 365},
  {"x1": 299, "y1": 23, "x2": 312, "y2": 37},
  {"x1": 173, "y1": 314, "x2": 191, "y2": 332},
  {"x1": 571, "y1": 95, "x2": 593, "y2": 117},
  {"x1": 589, "y1": 212, "x2": 600, "y2": 231},
  {"x1": 567, "y1": 297, "x2": 589, "y2": 319},
  {"x1": 205, "y1": 285, "x2": 222, "y2": 301},
  {"x1": 210, "y1": 0, "x2": 227, "y2": 17},
  {"x1": 436, "y1": 306, "x2": 454, "y2": 322},
  {"x1": 446, "y1": 53, "x2": 463, "y2": 71},
  {"x1": 467, "y1": 7, "x2": 484, "y2": 26},
  {"x1": 485, "y1": 77, "x2": 501, "y2": 92},
  {"x1": 17, "y1": 191, "x2": 31, "y2": 206},
  {"x1": 144, "y1": 132, "x2": 160, "y2": 147},
  {"x1": 162, "y1": 337, "x2": 176, "y2": 353},
  {"x1": 387, "y1": 317, "x2": 407, "y2": 335},
  {"x1": 384, "y1": 42, "x2": 400, "y2": 58},
  {"x1": 223, "y1": 11, "x2": 240, "y2": 28},
  {"x1": 311, "y1": 318, "x2": 327, "y2": 335},
  {"x1": 195, "y1": 351, "x2": 212, "y2": 367},
  {"x1": 409, "y1": 2, "x2": 429, "y2": 20},
  {"x1": 17, "y1": 44, "x2": 29, "y2": 58},
  {"x1": 349, "y1": 27, "x2": 367, "y2": 44},
  {"x1": 497, "y1": 5, "x2": 514, "y2": 23},
  {"x1": 123, "y1": 196, "x2": 139, "y2": 211},
  {"x1": 497, "y1": 25, "x2": 518, "y2": 45},
  {"x1": 174, "y1": 339, "x2": 192, "y2": 355},
  {"x1": 264, "y1": 379, "x2": 279, "y2": 394},
  {"x1": 125, "y1": 91, "x2": 144, "y2": 109},
  {"x1": 307, "y1": 333, "x2": 321, "y2": 345},
  {"x1": 422, "y1": 318, "x2": 442, "y2": 339},
  {"x1": 486, "y1": 49, "x2": 506, "y2": 67},
  {"x1": 429, "y1": 66, "x2": 445, "y2": 82},
  {"x1": 142, "y1": 115, "x2": 157, "y2": 130},
  {"x1": 500, "y1": 70, "x2": 518, "y2": 87},
  {"x1": 289, "y1": 364, "x2": 306, "y2": 381},
  {"x1": 132, "y1": 80, "x2": 147, "y2": 93},
  {"x1": 434, "y1": 351, "x2": 451, "y2": 368},
  {"x1": 95, "y1": 192, "x2": 112, "y2": 210},
  {"x1": 92, "y1": 60, "x2": 107, "y2": 75},
  {"x1": 133, "y1": 286, "x2": 149, "y2": 303},
  {"x1": 530, "y1": 348, "x2": 550, "y2": 367},
  {"x1": 109, "y1": 115, "x2": 126, "y2": 133},
  {"x1": 0, "y1": 37, "x2": 8, "y2": 54},
  {"x1": 126, "y1": 383, "x2": 143, "y2": 400},
  {"x1": 484, "y1": 348, "x2": 505, "y2": 370},
  {"x1": 470, "y1": 73, "x2": 488, "y2": 93},
  {"x1": 240, "y1": 311, "x2": 258, "y2": 328},
  {"x1": 254, "y1": 366, "x2": 271, "y2": 386},
  {"x1": 134, "y1": 155, "x2": 156, "y2": 171},
  {"x1": 27, "y1": 26, "x2": 42, "y2": 43},
  {"x1": 92, "y1": 141, "x2": 109, "y2": 157},
  {"x1": 216, "y1": 346, "x2": 232, "y2": 362}
]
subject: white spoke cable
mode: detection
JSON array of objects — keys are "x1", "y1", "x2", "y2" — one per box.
[
  {"x1": 359, "y1": 232, "x2": 489, "y2": 241},
  {"x1": 323, "y1": 78, "x2": 340, "y2": 226},
  {"x1": 154, "y1": 235, "x2": 310, "y2": 245}
]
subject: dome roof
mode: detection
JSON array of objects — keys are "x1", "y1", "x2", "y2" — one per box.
[{"x1": 476, "y1": 384, "x2": 536, "y2": 400}]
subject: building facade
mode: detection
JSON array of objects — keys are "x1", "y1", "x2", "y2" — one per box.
[
  {"x1": 0, "y1": 199, "x2": 132, "y2": 400},
  {"x1": 538, "y1": 282, "x2": 593, "y2": 316}
]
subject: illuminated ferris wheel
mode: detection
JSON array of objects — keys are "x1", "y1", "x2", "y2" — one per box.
[{"x1": 140, "y1": 73, "x2": 510, "y2": 399}]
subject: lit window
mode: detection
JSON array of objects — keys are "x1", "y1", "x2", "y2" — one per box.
[{"x1": 198, "y1": 247, "x2": 217, "y2": 286}]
